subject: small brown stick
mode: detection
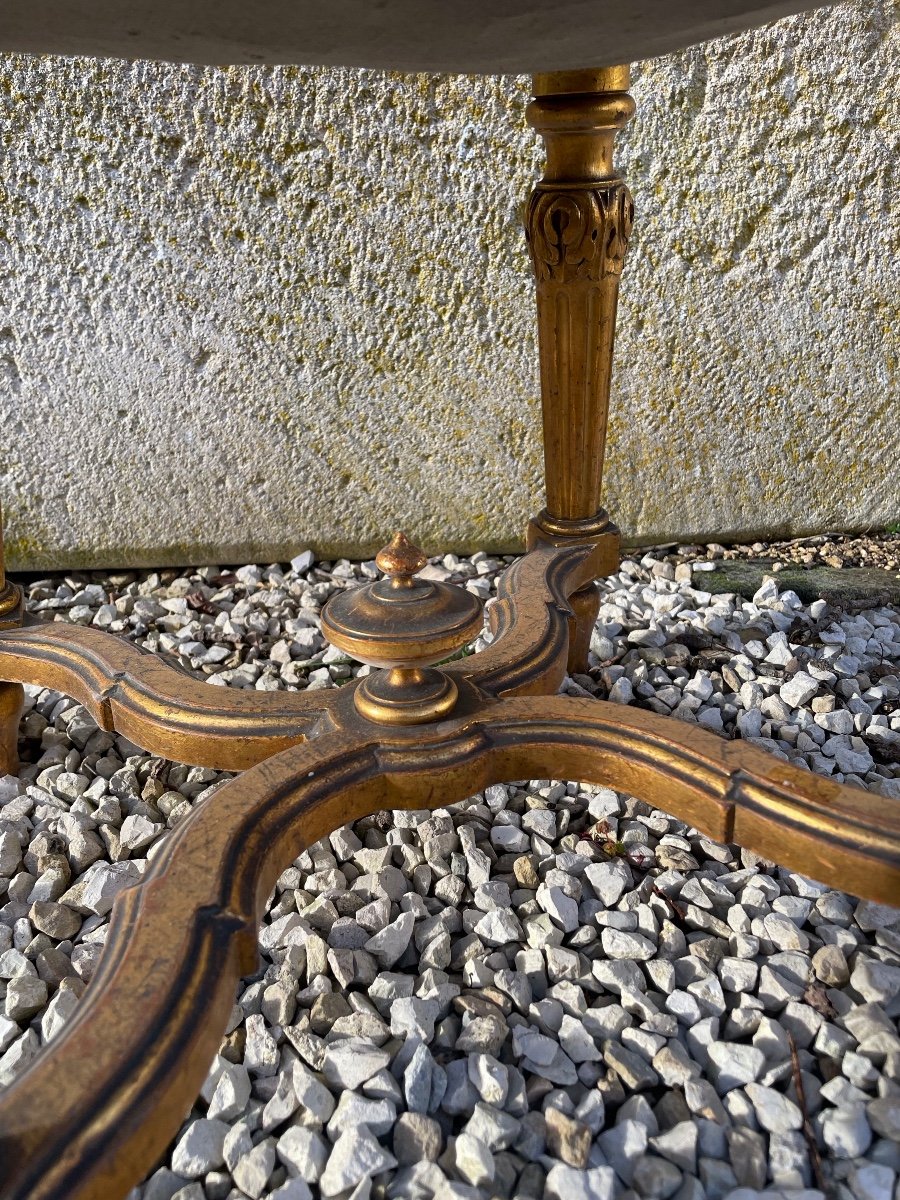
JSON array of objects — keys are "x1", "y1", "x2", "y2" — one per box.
[
  {"x1": 651, "y1": 884, "x2": 687, "y2": 926},
  {"x1": 788, "y1": 1031, "x2": 827, "y2": 1195}
]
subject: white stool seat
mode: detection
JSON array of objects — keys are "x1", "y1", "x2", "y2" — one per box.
[{"x1": 2, "y1": 0, "x2": 838, "y2": 71}]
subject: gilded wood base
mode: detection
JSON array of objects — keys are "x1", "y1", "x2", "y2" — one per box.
[{"x1": 0, "y1": 542, "x2": 898, "y2": 1200}]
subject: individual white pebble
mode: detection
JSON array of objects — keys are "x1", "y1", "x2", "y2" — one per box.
[
  {"x1": 118, "y1": 814, "x2": 163, "y2": 852},
  {"x1": 780, "y1": 671, "x2": 819, "y2": 708},
  {"x1": 608, "y1": 678, "x2": 634, "y2": 705},
  {"x1": 849, "y1": 1163, "x2": 896, "y2": 1200},
  {"x1": 318, "y1": 1125, "x2": 397, "y2": 1197},
  {"x1": 601, "y1": 928, "x2": 656, "y2": 961},
  {"x1": 321, "y1": 1037, "x2": 391, "y2": 1091},
  {"x1": 363, "y1": 910, "x2": 415, "y2": 968},
  {"x1": 40, "y1": 987, "x2": 80, "y2": 1042},
  {"x1": 473, "y1": 909, "x2": 523, "y2": 946},
  {"x1": 170, "y1": 1118, "x2": 229, "y2": 1178},
  {"x1": 545, "y1": 1163, "x2": 616, "y2": 1200},
  {"x1": 820, "y1": 1101, "x2": 873, "y2": 1159},
  {"x1": 243, "y1": 1014, "x2": 279, "y2": 1076},
  {"x1": 207, "y1": 1061, "x2": 251, "y2": 1122},
  {"x1": 232, "y1": 1137, "x2": 276, "y2": 1199},
  {"x1": 454, "y1": 1132, "x2": 495, "y2": 1187},
  {"x1": 268, "y1": 1180, "x2": 313, "y2": 1200},
  {"x1": 743, "y1": 1083, "x2": 803, "y2": 1133},
  {"x1": 706, "y1": 1042, "x2": 765, "y2": 1092},
  {"x1": 537, "y1": 884, "x2": 580, "y2": 932},
  {"x1": 278, "y1": 1123, "x2": 331, "y2": 1180},
  {"x1": 0, "y1": 1029, "x2": 39, "y2": 1086}
]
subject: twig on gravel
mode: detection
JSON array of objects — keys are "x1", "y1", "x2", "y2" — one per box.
[
  {"x1": 788, "y1": 1031, "x2": 828, "y2": 1195},
  {"x1": 651, "y1": 884, "x2": 688, "y2": 926}
]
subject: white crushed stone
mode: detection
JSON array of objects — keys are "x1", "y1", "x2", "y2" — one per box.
[{"x1": 0, "y1": 550, "x2": 898, "y2": 1199}]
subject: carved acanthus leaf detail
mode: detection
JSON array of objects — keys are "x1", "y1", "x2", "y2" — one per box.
[{"x1": 525, "y1": 183, "x2": 634, "y2": 283}]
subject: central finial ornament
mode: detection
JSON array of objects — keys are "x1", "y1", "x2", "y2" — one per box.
[
  {"x1": 374, "y1": 531, "x2": 429, "y2": 585},
  {"x1": 321, "y1": 531, "x2": 484, "y2": 725}
]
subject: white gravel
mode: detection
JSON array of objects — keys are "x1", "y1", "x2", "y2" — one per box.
[{"x1": 0, "y1": 549, "x2": 899, "y2": 1200}]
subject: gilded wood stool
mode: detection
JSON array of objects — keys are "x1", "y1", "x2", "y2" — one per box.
[{"x1": 0, "y1": 1, "x2": 897, "y2": 1196}]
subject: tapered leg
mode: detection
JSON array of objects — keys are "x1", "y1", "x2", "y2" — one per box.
[
  {"x1": 0, "y1": 682, "x2": 23, "y2": 775},
  {"x1": 523, "y1": 67, "x2": 634, "y2": 671},
  {"x1": 565, "y1": 582, "x2": 601, "y2": 675},
  {"x1": 0, "y1": 501, "x2": 24, "y2": 773}
]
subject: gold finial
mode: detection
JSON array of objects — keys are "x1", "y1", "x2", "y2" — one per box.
[
  {"x1": 375, "y1": 531, "x2": 429, "y2": 588},
  {"x1": 321, "y1": 530, "x2": 483, "y2": 725}
]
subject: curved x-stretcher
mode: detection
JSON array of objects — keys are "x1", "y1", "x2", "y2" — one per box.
[{"x1": 0, "y1": 541, "x2": 897, "y2": 1200}]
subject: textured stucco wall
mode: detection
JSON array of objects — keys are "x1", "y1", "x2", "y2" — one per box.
[{"x1": 0, "y1": 0, "x2": 897, "y2": 570}]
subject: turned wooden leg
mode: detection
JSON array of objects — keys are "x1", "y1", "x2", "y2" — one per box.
[
  {"x1": 565, "y1": 582, "x2": 601, "y2": 674},
  {"x1": 0, "y1": 501, "x2": 25, "y2": 773},
  {"x1": 0, "y1": 682, "x2": 23, "y2": 775},
  {"x1": 523, "y1": 66, "x2": 634, "y2": 672}
]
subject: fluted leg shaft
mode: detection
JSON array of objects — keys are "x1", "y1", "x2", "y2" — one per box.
[{"x1": 523, "y1": 66, "x2": 634, "y2": 672}]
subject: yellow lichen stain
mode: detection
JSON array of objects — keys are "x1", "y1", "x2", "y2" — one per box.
[{"x1": 4, "y1": 533, "x2": 46, "y2": 569}]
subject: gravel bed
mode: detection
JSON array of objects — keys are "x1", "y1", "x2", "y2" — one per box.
[
  {"x1": 0, "y1": 549, "x2": 899, "y2": 1200},
  {"x1": 646, "y1": 531, "x2": 900, "y2": 574}
]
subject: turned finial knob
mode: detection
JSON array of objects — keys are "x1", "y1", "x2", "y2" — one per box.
[
  {"x1": 375, "y1": 531, "x2": 428, "y2": 585},
  {"x1": 321, "y1": 531, "x2": 483, "y2": 725}
]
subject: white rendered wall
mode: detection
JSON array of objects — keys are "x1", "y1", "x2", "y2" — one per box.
[{"x1": 0, "y1": 0, "x2": 896, "y2": 568}]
